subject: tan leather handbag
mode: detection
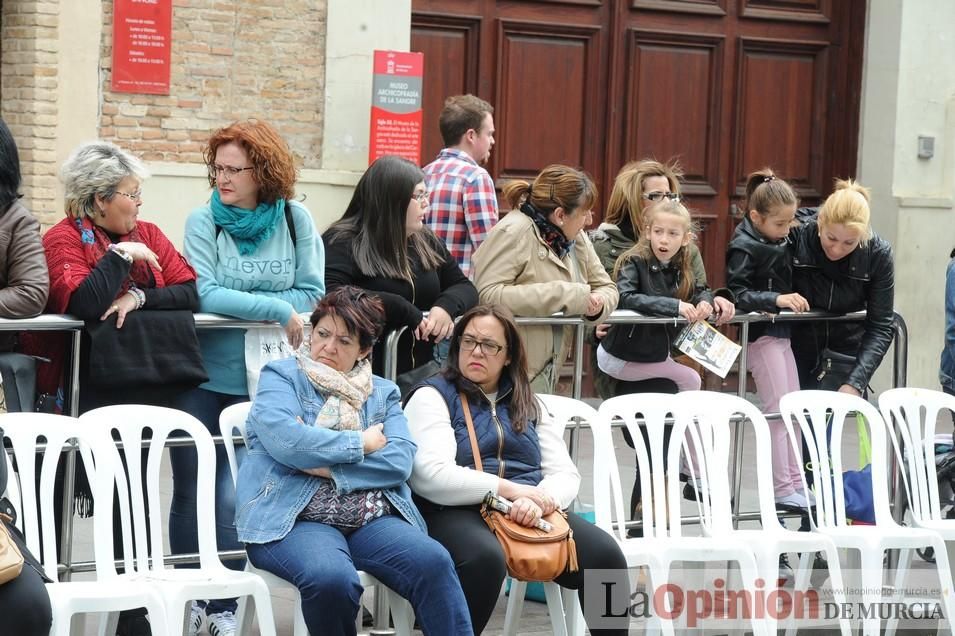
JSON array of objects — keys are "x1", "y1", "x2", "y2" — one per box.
[
  {"x1": 0, "y1": 514, "x2": 24, "y2": 584},
  {"x1": 460, "y1": 393, "x2": 578, "y2": 582}
]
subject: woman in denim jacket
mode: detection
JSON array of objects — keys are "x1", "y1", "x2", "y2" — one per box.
[
  {"x1": 940, "y1": 248, "x2": 955, "y2": 407},
  {"x1": 236, "y1": 286, "x2": 472, "y2": 636}
]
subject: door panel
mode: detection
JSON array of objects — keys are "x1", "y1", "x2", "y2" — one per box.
[{"x1": 411, "y1": 0, "x2": 865, "y2": 286}]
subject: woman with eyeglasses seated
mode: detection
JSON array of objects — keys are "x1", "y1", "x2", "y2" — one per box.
[
  {"x1": 472, "y1": 164, "x2": 618, "y2": 393},
  {"x1": 323, "y1": 155, "x2": 477, "y2": 393},
  {"x1": 24, "y1": 140, "x2": 204, "y2": 636},
  {"x1": 180, "y1": 119, "x2": 325, "y2": 634},
  {"x1": 404, "y1": 304, "x2": 629, "y2": 635},
  {"x1": 238, "y1": 286, "x2": 472, "y2": 636}
]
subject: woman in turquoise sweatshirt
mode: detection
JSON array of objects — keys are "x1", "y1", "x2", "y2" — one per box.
[{"x1": 177, "y1": 119, "x2": 324, "y2": 634}]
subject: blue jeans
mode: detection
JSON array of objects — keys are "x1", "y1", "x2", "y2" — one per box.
[
  {"x1": 246, "y1": 515, "x2": 472, "y2": 636},
  {"x1": 170, "y1": 387, "x2": 248, "y2": 615}
]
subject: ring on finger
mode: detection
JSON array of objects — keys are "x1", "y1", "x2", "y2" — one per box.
[{"x1": 111, "y1": 305, "x2": 118, "y2": 311}]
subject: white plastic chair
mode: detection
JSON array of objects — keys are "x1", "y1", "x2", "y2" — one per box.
[
  {"x1": 500, "y1": 394, "x2": 591, "y2": 636},
  {"x1": 219, "y1": 401, "x2": 413, "y2": 636},
  {"x1": 78, "y1": 405, "x2": 277, "y2": 636},
  {"x1": 676, "y1": 391, "x2": 851, "y2": 635},
  {"x1": 595, "y1": 393, "x2": 768, "y2": 636},
  {"x1": 0, "y1": 412, "x2": 168, "y2": 636},
  {"x1": 779, "y1": 390, "x2": 955, "y2": 636}
]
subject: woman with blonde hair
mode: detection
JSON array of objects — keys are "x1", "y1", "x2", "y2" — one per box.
[
  {"x1": 789, "y1": 179, "x2": 895, "y2": 395},
  {"x1": 473, "y1": 164, "x2": 618, "y2": 391}
]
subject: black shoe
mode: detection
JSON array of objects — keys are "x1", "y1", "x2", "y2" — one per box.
[
  {"x1": 116, "y1": 609, "x2": 151, "y2": 636},
  {"x1": 778, "y1": 553, "x2": 794, "y2": 587},
  {"x1": 362, "y1": 606, "x2": 374, "y2": 627},
  {"x1": 626, "y1": 526, "x2": 644, "y2": 538},
  {"x1": 683, "y1": 482, "x2": 701, "y2": 502}
]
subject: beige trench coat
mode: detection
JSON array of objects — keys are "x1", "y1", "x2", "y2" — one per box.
[{"x1": 473, "y1": 210, "x2": 618, "y2": 388}]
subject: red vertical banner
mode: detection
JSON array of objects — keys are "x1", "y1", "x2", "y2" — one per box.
[
  {"x1": 368, "y1": 50, "x2": 424, "y2": 165},
  {"x1": 111, "y1": 0, "x2": 172, "y2": 95}
]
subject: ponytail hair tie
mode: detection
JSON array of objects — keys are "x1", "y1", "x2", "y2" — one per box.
[{"x1": 763, "y1": 175, "x2": 776, "y2": 183}]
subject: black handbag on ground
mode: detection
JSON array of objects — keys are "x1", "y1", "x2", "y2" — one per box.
[{"x1": 811, "y1": 347, "x2": 857, "y2": 391}]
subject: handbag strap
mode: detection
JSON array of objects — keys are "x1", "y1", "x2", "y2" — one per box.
[{"x1": 459, "y1": 392, "x2": 484, "y2": 472}]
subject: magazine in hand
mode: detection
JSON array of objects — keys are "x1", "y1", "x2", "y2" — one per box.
[{"x1": 673, "y1": 320, "x2": 741, "y2": 378}]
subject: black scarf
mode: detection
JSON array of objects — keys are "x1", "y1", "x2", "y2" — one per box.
[{"x1": 520, "y1": 201, "x2": 572, "y2": 259}]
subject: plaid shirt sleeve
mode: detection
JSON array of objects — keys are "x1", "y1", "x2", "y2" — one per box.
[{"x1": 462, "y1": 170, "x2": 499, "y2": 251}]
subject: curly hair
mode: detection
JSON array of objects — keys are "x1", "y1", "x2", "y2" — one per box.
[
  {"x1": 204, "y1": 119, "x2": 297, "y2": 204},
  {"x1": 60, "y1": 141, "x2": 149, "y2": 220}
]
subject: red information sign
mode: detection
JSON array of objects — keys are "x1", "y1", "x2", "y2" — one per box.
[
  {"x1": 368, "y1": 50, "x2": 424, "y2": 165},
  {"x1": 111, "y1": 0, "x2": 172, "y2": 95}
]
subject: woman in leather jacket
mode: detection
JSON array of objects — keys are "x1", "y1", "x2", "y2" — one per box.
[{"x1": 789, "y1": 179, "x2": 895, "y2": 395}]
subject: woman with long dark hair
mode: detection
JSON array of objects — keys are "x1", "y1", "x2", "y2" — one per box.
[
  {"x1": 323, "y1": 155, "x2": 477, "y2": 381},
  {"x1": 405, "y1": 303, "x2": 628, "y2": 635}
]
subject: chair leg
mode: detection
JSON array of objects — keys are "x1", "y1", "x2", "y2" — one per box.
[
  {"x1": 561, "y1": 586, "x2": 584, "y2": 636},
  {"x1": 818, "y1": 545, "x2": 852, "y2": 636},
  {"x1": 543, "y1": 582, "x2": 569, "y2": 636},
  {"x1": 388, "y1": 591, "x2": 415, "y2": 636},
  {"x1": 236, "y1": 594, "x2": 255, "y2": 636},
  {"x1": 859, "y1": 547, "x2": 885, "y2": 636},
  {"x1": 249, "y1": 587, "x2": 278, "y2": 636},
  {"x1": 502, "y1": 579, "x2": 527, "y2": 636}
]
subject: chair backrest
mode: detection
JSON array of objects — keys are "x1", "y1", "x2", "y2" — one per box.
[
  {"x1": 674, "y1": 391, "x2": 780, "y2": 533},
  {"x1": 0, "y1": 412, "x2": 117, "y2": 579},
  {"x1": 778, "y1": 390, "x2": 892, "y2": 529},
  {"x1": 220, "y1": 401, "x2": 253, "y2": 488},
  {"x1": 878, "y1": 387, "x2": 955, "y2": 524},
  {"x1": 78, "y1": 405, "x2": 220, "y2": 573},
  {"x1": 536, "y1": 393, "x2": 597, "y2": 438},
  {"x1": 595, "y1": 393, "x2": 691, "y2": 540}
]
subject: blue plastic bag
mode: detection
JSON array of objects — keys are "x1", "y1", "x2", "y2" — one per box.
[{"x1": 841, "y1": 465, "x2": 875, "y2": 524}]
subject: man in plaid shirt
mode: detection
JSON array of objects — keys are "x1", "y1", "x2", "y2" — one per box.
[{"x1": 423, "y1": 95, "x2": 498, "y2": 279}]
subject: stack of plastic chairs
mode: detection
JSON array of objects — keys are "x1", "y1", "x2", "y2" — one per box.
[{"x1": 779, "y1": 390, "x2": 955, "y2": 635}]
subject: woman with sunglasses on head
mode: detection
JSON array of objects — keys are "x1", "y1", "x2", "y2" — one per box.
[
  {"x1": 405, "y1": 304, "x2": 628, "y2": 635},
  {"x1": 180, "y1": 119, "x2": 325, "y2": 635},
  {"x1": 323, "y1": 155, "x2": 478, "y2": 389},
  {"x1": 472, "y1": 164, "x2": 618, "y2": 392}
]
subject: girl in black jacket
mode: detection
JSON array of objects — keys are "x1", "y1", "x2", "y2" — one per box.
[
  {"x1": 726, "y1": 169, "x2": 812, "y2": 510},
  {"x1": 323, "y1": 155, "x2": 478, "y2": 379},
  {"x1": 598, "y1": 199, "x2": 717, "y2": 391}
]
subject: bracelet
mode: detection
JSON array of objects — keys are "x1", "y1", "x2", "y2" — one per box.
[
  {"x1": 126, "y1": 286, "x2": 145, "y2": 309},
  {"x1": 108, "y1": 243, "x2": 133, "y2": 265}
]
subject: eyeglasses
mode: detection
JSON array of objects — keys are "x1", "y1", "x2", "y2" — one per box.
[
  {"x1": 210, "y1": 164, "x2": 254, "y2": 179},
  {"x1": 642, "y1": 191, "x2": 683, "y2": 203},
  {"x1": 115, "y1": 190, "x2": 142, "y2": 202},
  {"x1": 459, "y1": 335, "x2": 505, "y2": 356},
  {"x1": 412, "y1": 191, "x2": 430, "y2": 204}
]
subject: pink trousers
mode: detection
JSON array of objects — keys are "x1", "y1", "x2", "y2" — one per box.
[{"x1": 747, "y1": 335, "x2": 803, "y2": 497}]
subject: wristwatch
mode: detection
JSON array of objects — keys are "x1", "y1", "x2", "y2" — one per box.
[{"x1": 108, "y1": 244, "x2": 133, "y2": 265}]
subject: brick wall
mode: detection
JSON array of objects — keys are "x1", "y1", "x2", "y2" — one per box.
[
  {"x1": 0, "y1": 1, "x2": 61, "y2": 225},
  {"x1": 100, "y1": 0, "x2": 327, "y2": 166}
]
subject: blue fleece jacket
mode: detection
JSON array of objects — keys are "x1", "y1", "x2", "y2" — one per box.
[{"x1": 184, "y1": 200, "x2": 325, "y2": 394}]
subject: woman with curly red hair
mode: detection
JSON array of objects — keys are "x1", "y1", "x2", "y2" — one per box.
[{"x1": 179, "y1": 119, "x2": 325, "y2": 634}]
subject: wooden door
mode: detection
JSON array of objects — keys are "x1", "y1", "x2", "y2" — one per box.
[{"x1": 411, "y1": 0, "x2": 865, "y2": 286}]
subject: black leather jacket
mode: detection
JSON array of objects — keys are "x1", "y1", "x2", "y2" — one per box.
[
  {"x1": 602, "y1": 255, "x2": 713, "y2": 362},
  {"x1": 788, "y1": 208, "x2": 895, "y2": 392},
  {"x1": 726, "y1": 215, "x2": 793, "y2": 342}
]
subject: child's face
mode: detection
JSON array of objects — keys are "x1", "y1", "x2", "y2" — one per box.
[
  {"x1": 750, "y1": 202, "x2": 796, "y2": 242},
  {"x1": 647, "y1": 212, "x2": 690, "y2": 261}
]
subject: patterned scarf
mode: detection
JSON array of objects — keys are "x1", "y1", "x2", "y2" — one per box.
[
  {"x1": 210, "y1": 189, "x2": 285, "y2": 256},
  {"x1": 73, "y1": 216, "x2": 152, "y2": 292},
  {"x1": 297, "y1": 354, "x2": 373, "y2": 431},
  {"x1": 520, "y1": 200, "x2": 573, "y2": 259}
]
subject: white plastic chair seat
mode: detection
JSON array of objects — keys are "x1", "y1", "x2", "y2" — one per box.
[
  {"x1": 79, "y1": 405, "x2": 278, "y2": 636},
  {"x1": 0, "y1": 412, "x2": 170, "y2": 636}
]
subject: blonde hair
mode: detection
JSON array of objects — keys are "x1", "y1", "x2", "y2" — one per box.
[
  {"x1": 502, "y1": 164, "x2": 597, "y2": 217},
  {"x1": 818, "y1": 178, "x2": 872, "y2": 243},
  {"x1": 604, "y1": 158, "x2": 683, "y2": 231},
  {"x1": 614, "y1": 199, "x2": 699, "y2": 301}
]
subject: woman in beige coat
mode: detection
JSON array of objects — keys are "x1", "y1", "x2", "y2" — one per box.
[{"x1": 473, "y1": 164, "x2": 618, "y2": 391}]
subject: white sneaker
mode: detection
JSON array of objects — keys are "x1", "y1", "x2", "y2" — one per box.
[
  {"x1": 207, "y1": 611, "x2": 237, "y2": 636},
  {"x1": 775, "y1": 491, "x2": 811, "y2": 510},
  {"x1": 188, "y1": 602, "x2": 203, "y2": 636}
]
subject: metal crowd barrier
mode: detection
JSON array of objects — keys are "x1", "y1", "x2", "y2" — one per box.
[
  {"x1": 383, "y1": 309, "x2": 910, "y2": 530},
  {"x1": 0, "y1": 310, "x2": 909, "y2": 578}
]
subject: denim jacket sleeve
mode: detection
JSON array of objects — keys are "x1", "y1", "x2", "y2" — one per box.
[
  {"x1": 249, "y1": 363, "x2": 365, "y2": 470},
  {"x1": 331, "y1": 381, "x2": 417, "y2": 493}
]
